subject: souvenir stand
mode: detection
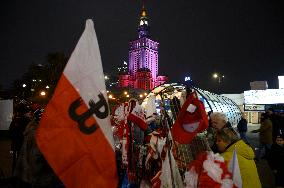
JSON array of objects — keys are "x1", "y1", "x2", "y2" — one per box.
[{"x1": 111, "y1": 83, "x2": 242, "y2": 187}]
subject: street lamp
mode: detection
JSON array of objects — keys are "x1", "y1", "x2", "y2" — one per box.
[
  {"x1": 212, "y1": 73, "x2": 225, "y2": 83},
  {"x1": 22, "y1": 84, "x2": 27, "y2": 98},
  {"x1": 40, "y1": 91, "x2": 46, "y2": 96}
]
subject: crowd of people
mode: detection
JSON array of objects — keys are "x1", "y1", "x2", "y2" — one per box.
[
  {"x1": 7, "y1": 101, "x2": 63, "y2": 188},
  {"x1": 208, "y1": 112, "x2": 261, "y2": 188},
  {"x1": 251, "y1": 108, "x2": 284, "y2": 188},
  {"x1": 4, "y1": 97, "x2": 284, "y2": 188},
  {"x1": 208, "y1": 109, "x2": 284, "y2": 188}
]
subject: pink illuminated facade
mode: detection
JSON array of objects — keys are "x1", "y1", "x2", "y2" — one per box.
[{"x1": 118, "y1": 6, "x2": 167, "y2": 90}]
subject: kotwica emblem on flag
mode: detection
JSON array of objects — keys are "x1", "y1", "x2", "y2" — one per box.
[{"x1": 69, "y1": 93, "x2": 109, "y2": 135}]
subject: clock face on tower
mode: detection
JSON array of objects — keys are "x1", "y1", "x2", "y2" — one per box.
[{"x1": 140, "y1": 20, "x2": 148, "y2": 26}]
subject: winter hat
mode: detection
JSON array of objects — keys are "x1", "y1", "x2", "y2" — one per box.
[
  {"x1": 184, "y1": 151, "x2": 236, "y2": 188},
  {"x1": 172, "y1": 91, "x2": 209, "y2": 144},
  {"x1": 127, "y1": 99, "x2": 148, "y2": 131}
]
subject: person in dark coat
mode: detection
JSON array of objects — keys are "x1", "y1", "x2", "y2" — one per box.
[
  {"x1": 237, "y1": 114, "x2": 249, "y2": 144},
  {"x1": 267, "y1": 134, "x2": 284, "y2": 188},
  {"x1": 8, "y1": 104, "x2": 32, "y2": 172},
  {"x1": 266, "y1": 108, "x2": 282, "y2": 143},
  {"x1": 14, "y1": 108, "x2": 62, "y2": 188},
  {"x1": 252, "y1": 112, "x2": 273, "y2": 160}
]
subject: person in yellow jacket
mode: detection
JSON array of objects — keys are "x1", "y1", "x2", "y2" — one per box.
[{"x1": 216, "y1": 127, "x2": 261, "y2": 188}]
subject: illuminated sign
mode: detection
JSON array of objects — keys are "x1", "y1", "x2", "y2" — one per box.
[
  {"x1": 244, "y1": 104, "x2": 265, "y2": 111},
  {"x1": 244, "y1": 89, "x2": 284, "y2": 104},
  {"x1": 279, "y1": 76, "x2": 284, "y2": 89}
]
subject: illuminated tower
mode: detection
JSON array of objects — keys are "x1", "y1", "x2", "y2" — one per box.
[
  {"x1": 118, "y1": 5, "x2": 167, "y2": 90},
  {"x1": 128, "y1": 6, "x2": 159, "y2": 88}
]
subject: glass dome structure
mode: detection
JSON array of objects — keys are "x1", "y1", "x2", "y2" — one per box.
[{"x1": 142, "y1": 83, "x2": 242, "y2": 127}]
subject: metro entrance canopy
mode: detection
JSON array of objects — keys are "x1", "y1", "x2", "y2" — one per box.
[{"x1": 142, "y1": 83, "x2": 242, "y2": 127}]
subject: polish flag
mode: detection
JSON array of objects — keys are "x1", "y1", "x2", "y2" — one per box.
[
  {"x1": 36, "y1": 20, "x2": 118, "y2": 188},
  {"x1": 229, "y1": 147, "x2": 242, "y2": 188}
]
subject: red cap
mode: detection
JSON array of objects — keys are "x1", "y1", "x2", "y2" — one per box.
[{"x1": 172, "y1": 91, "x2": 208, "y2": 144}]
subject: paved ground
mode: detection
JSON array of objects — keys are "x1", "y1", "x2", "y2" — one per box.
[{"x1": 0, "y1": 124, "x2": 276, "y2": 187}]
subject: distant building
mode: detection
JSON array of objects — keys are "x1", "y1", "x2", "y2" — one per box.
[
  {"x1": 118, "y1": 6, "x2": 167, "y2": 90},
  {"x1": 278, "y1": 76, "x2": 284, "y2": 89},
  {"x1": 249, "y1": 81, "x2": 268, "y2": 90},
  {"x1": 223, "y1": 77, "x2": 284, "y2": 124}
]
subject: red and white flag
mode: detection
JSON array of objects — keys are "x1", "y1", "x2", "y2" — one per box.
[{"x1": 36, "y1": 20, "x2": 118, "y2": 188}]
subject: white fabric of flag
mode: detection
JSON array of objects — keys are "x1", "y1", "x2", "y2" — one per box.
[
  {"x1": 160, "y1": 150, "x2": 183, "y2": 188},
  {"x1": 64, "y1": 19, "x2": 114, "y2": 148},
  {"x1": 228, "y1": 147, "x2": 242, "y2": 188}
]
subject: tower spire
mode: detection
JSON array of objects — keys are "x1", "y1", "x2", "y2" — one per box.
[
  {"x1": 138, "y1": 3, "x2": 149, "y2": 38},
  {"x1": 141, "y1": 3, "x2": 147, "y2": 18}
]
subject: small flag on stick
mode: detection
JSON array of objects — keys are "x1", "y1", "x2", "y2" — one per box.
[{"x1": 229, "y1": 146, "x2": 242, "y2": 188}]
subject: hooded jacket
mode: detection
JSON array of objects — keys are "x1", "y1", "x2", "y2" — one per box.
[{"x1": 221, "y1": 140, "x2": 261, "y2": 188}]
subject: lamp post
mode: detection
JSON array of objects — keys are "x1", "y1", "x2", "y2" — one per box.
[
  {"x1": 212, "y1": 73, "x2": 225, "y2": 83},
  {"x1": 22, "y1": 84, "x2": 27, "y2": 98},
  {"x1": 212, "y1": 73, "x2": 225, "y2": 93}
]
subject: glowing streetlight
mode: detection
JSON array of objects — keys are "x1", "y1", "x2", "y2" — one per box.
[
  {"x1": 40, "y1": 91, "x2": 46, "y2": 96},
  {"x1": 126, "y1": 94, "x2": 130, "y2": 98},
  {"x1": 213, "y1": 73, "x2": 218, "y2": 79},
  {"x1": 46, "y1": 85, "x2": 49, "y2": 89},
  {"x1": 22, "y1": 84, "x2": 27, "y2": 88},
  {"x1": 139, "y1": 94, "x2": 143, "y2": 98},
  {"x1": 108, "y1": 94, "x2": 113, "y2": 99},
  {"x1": 212, "y1": 73, "x2": 225, "y2": 83},
  {"x1": 124, "y1": 91, "x2": 128, "y2": 95}
]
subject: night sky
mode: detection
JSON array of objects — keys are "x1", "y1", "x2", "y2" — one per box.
[{"x1": 1, "y1": 0, "x2": 284, "y2": 93}]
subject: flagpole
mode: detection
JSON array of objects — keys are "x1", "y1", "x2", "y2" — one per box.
[
  {"x1": 158, "y1": 91, "x2": 176, "y2": 187},
  {"x1": 232, "y1": 145, "x2": 237, "y2": 177}
]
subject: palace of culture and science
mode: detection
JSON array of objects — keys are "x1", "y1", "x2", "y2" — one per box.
[{"x1": 118, "y1": 6, "x2": 168, "y2": 90}]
